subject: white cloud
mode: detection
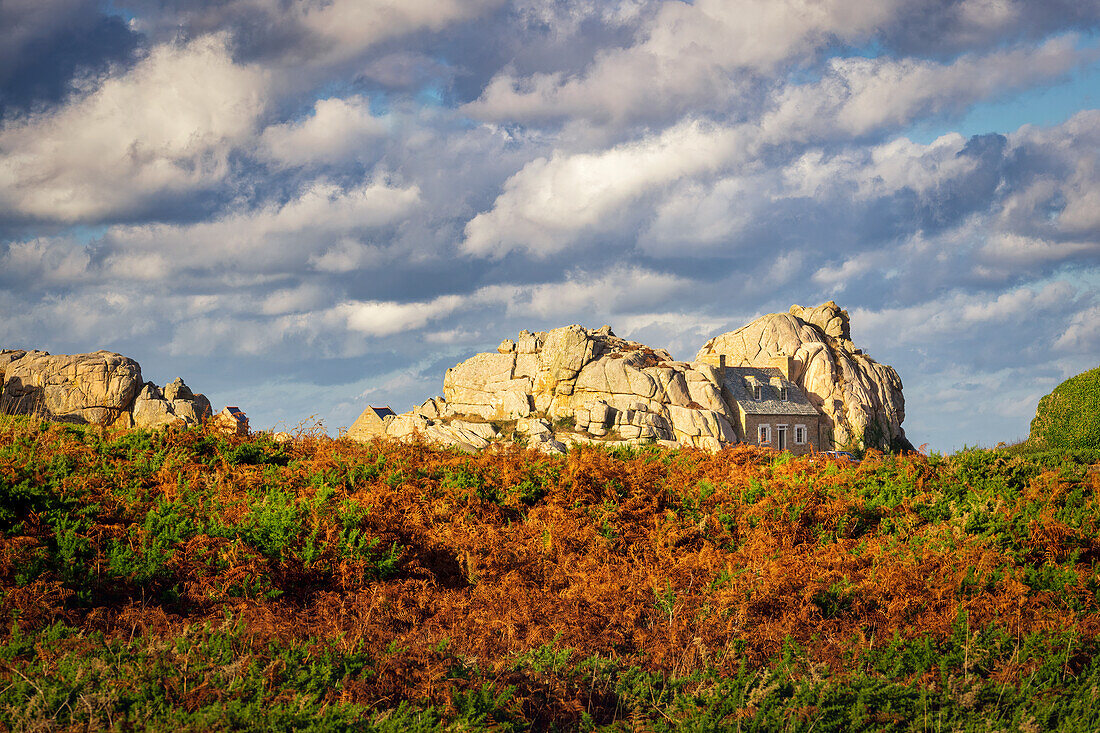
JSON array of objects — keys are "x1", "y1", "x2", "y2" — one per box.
[
  {"x1": 977, "y1": 233, "x2": 1100, "y2": 266},
  {"x1": 292, "y1": 0, "x2": 507, "y2": 67},
  {"x1": 853, "y1": 281, "x2": 1081, "y2": 346},
  {"x1": 327, "y1": 265, "x2": 689, "y2": 338},
  {"x1": 104, "y1": 177, "x2": 420, "y2": 276},
  {"x1": 258, "y1": 95, "x2": 387, "y2": 167},
  {"x1": 308, "y1": 238, "x2": 384, "y2": 273},
  {"x1": 335, "y1": 294, "x2": 467, "y2": 337},
  {"x1": 462, "y1": 120, "x2": 745, "y2": 257},
  {"x1": 762, "y1": 35, "x2": 1088, "y2": 141},
  {"x1": 129, "y1": 0, "x2": 507, "y2": 72},
  {"x1": 1054, "y1": 304, "x2": 1100, "y2": 355},
  {"x1": 638, "y1": 177, "x2": 760, "y2": 254},
  {"x1": 0, "y1": 237, "x2": 93, "y2": 285},
  {"x1": 0, "y1": 34, "x2": 269, "y2": 221},
  {"x1": 518, "y1": 266, "x2": 691, "y2": 319},
  {"x1": 465, "y1": 0, "x2": 901, "y2": 125},
  {"x1": 811, "y1": 255, "x2": 885, "y2": 291},
  {"x1": 782, "y1": 133, "x2": 975, "y2": 199}
]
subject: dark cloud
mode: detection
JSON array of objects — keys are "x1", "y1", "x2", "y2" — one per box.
[
  {"x1": 0, "y1": 1, "x2": 141, "y2": 119},
  {"x1": 880, "y1": 0, "x2": 1100, "y2": 57}
]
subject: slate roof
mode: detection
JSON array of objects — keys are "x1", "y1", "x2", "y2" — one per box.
[
  {"x1": 368, "y1": 406, "x2": 396, "y2": 419},
  {"x1": 723, "y1": 367, "x2": 820, "y2": 416}
]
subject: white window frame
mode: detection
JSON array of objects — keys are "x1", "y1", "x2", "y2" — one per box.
[
  {"x1": 779, "y1": 386, "x2": 788, "y2": 401},
  {"x1": 752, "y1": 384, "x2": 762, "y2": 400},
  {"x1": 758, "y1": 424, "x2": 771, "y2": 444},
  {"x1": 794, "y1": 424, "x2": 806, "y2": 445}
]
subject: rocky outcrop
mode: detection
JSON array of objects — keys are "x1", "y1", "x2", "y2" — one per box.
[
  {"x1": 695, "y1": 302, "x2": 909, "y2": 451},
  {"x1": 355, "y1": 302, "x2": 909, "y2": 455},
  {"x1": 0, "y1": 350, "x2": 142, "y2": 425},
  {"x1": 130, "y1": 379, "x2": 212, "y2": 429},
  {"x1": 367, "y1": 324, "x2": 740, "y2": 454},
  {"x1": 0, "y1": 348, "x2": 225, "y2": 431}
]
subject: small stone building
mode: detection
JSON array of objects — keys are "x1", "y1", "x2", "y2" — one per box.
[
  {"x1": 721, "y1": 361, "x2": 823, "y2": 455},
  {"x1": 347, "y1": 405, "x2": 395, "y2": 441}
]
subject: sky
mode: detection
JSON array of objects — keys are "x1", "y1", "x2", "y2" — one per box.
[{"x1": 1, "y1": 0, "x2": 1099, "y2": 452}]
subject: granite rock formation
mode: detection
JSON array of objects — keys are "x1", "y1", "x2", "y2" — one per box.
[
  {"x1": 360, "y1": 324, "x2": 740, "y2": 453},
  {"x1": 695, "y1": 302, "x2": 909, "y2": 451},
  {"x1": 353, "y1": 302, "x2": 909, "y2": 455},
  {"x1": 0, "y1": 349, "x2": 222, "y2": 431},
  {"x1": 0, "y1": 350, "x2": 142, "y2": 425}
]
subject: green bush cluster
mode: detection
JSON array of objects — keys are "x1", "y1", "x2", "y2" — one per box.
[{"x1": 1028, "y1": 365, "x2": 1100, "y2": 450}]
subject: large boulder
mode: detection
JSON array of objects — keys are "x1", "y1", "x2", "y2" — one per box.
[
  {"x1": 0, "y1": 350, "x2": 142, "y2": 425},
  {"x1": 695, "y1": 301, "x2": 909, "y2": 451},
  {"x1": 0, "y1": 349, "x2": 219, "y2": 431},
  {"x1": 131, "y1": 378, "x2": 212, "y2": 429}
]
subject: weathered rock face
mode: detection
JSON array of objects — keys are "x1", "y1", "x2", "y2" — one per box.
[
  {"x1": 1, "y1": 349, "x2": 222, "y2": 431},
  {"x1": 352, "y1": 303, "x2": 908, "y2": 454},
  {"x1": 372, "y1": 325, "x2": 740, "y2": 453},
  {"x1": 695, "y1": 302, "x2": 909, "y2": 451},
  {"x1": 131, "y1": 379, "x2": 212, "y2": 429},
  {"x1": 0, "y1": 350, "x2": 143, "y2": 425}
]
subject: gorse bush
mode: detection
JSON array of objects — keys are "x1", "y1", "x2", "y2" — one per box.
[
  {"x1": 0, "y1": 413, "x2": 1099, "y2": 730},
  {"x1": 1028, "y1": 365, "x2": 1100, "y2": 450}
]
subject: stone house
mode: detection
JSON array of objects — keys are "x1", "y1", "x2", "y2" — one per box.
[
  {"x1": 720, "y1": 359, "x2": 823, "y2": 455},
  {"x1": 347, "y1": 405, "x2": 395, "y2": 441}
]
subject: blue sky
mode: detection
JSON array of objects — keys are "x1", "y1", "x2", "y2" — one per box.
[{"x1": 1, "y1": 0, "x2": 1099, "y2": 452}]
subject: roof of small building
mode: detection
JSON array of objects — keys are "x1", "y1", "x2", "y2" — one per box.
[
  {"x1": 367, "y1": 406, "x2": 395, "y2": 419},
  {"x1": 724, "y1": 367, "x2": 820, "y2": 416}
]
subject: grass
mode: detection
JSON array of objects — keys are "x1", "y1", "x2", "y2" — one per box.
[{"x1": 1, "y1": 413, "x2": 1099, "y2": 730}]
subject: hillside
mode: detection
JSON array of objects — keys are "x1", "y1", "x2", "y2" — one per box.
[
  {"x1": 2, "y1": 415, "x2": 1100, "y2": 730},
  {"x1": 1029, "y1": 365, "x2": 1100, "y2": 450}
]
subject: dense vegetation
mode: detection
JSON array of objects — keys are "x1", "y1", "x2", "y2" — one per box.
[
  {"x1": 1029, "y1": 365, "x2": 1100, "y2": 451},
  {"x1": 1, "y1": 413, "x2": 1099, "y2": 731}
]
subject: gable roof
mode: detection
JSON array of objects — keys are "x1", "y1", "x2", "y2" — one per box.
[
  {"x1": 367, "y1": 406, "x2": 395, "y2": 419},
  {"x1": 724, "y1": 367, "x2": 820, "y2": 416}
]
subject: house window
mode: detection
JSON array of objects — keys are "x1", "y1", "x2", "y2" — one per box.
[
  {"x1": 758, "y1": 424, "x2": 770, "y2": 444},
  {"x1": 752, "y1": 385, "x2": 762, "y2": 400},
  {"x1": 779, "y1": 386, "x2": 788, "y2": 401},
  {"x1": 795, "y1": 425, "x2": 806, "y2": 445}
]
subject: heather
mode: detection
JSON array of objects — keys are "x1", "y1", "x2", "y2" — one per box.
[{"x1": 2, "y1": 414, "x2": 1099, "y2": 731}]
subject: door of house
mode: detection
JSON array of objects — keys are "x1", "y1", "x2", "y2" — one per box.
[{"x1": 776, "y1": 426, "x2": 788, "y2": 450}]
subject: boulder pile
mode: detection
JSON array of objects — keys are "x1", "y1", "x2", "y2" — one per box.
[
  {"x1": 696, "y1": 302, "x2": 909, "y2": 451},
  {"x1": 353, "y1": 302, "x2": 909, "y2": 454},
  {"x1": 0, "y1": 348, "x2": 230, "y2": 432}
]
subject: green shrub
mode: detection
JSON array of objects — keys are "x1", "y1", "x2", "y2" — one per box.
[{"x1": 1028, "y1": 365, "x2": 1100, "y2": 450}]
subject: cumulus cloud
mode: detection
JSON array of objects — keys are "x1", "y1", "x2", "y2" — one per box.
[
  {"x1": 0, "y1": 33, "x2": 268, "y2": 222},
  {"x1": 762, "y1": 35, "x2": 1092, "y2": 141},
  {"x1": 853, "y1": 281, "x2": 1083, "y2": 345},
  {"x1": 1055, "y1": 304, "x2": 1100, "y2": 354},
  {"x1": 463, "y1": 120, "x2": 745, "y2": 257},
  {"x1": 336, "y1": 294, "x2": 468, "y2": 337},
  {"x1": 465, "y1": 0, "x2": 902, "y2": 126},
  {"x1": 103, "y1": 177, "x2": 421, "y2": 277},
  {"x1": 124, "y1": 0, "x2": 507, "y2": 73},
  {"x1": 258, "y1": 96, "x2": 387, "y2": 167}
]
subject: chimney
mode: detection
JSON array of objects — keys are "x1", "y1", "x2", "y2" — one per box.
[
  {"x1": 766, "y1": 355, "x2": 795, "y2": 380},
  {"x1": 699, "y1": 352, "x2": 727, "y2": 381}
]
